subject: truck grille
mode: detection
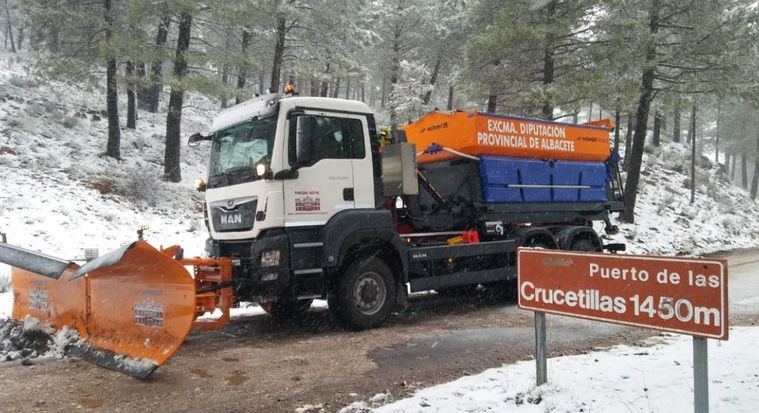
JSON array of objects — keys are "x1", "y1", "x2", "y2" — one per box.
[{"x1": 210, "y1": 197, "x2": 257, "y2": 232}]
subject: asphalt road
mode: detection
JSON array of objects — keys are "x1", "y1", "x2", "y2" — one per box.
[{"x1": 0, "y1": 250, "x2": 756, "y2": 413}]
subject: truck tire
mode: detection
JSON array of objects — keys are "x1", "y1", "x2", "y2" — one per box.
[
  {"x1": 329, "y1": 256, "x2": 396, "y2": 330},
  {"x1": 260, "y1": 299, "x2": 313, "y2": 321},
  {"x1": 487, "y1": 237, "x2": 554, "y2": 301},
  {"x1": 570, "y1": 237, "x2": 601, "y2": 252}
]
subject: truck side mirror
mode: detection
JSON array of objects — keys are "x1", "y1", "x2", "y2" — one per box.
[
  {"x1": 188, "y1": 132, "x2": 213, "y2": 147},
  {"x1": 294, "y1": 115, "x2": 317, "y2": 167}
]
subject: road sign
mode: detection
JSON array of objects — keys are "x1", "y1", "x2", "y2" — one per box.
[
  {"x1": 518, "y1": 248, "x2": 727, "y2": 413},
  {"x1": 517, "y1": 249, "x2": 728, "y2": 340}
]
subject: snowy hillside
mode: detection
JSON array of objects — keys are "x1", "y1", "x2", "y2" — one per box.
[
  {"x1": 605, "y1": 142, "x2": 759, "y2": 255},
  {"x1": 1, "y1": 52, "x2": 759, "y2": 283},
  {"x1": 0, "y1": 52, "x2": 214, "y2": 269}
]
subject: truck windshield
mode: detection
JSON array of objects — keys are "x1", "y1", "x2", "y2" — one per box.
[{"x1": 208, "y1": 114, "x2": 277, "y2": 188}]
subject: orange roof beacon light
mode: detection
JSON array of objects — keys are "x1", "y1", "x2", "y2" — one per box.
[{"x1": 284, "y1": 83, "x2": 296, "y2": 95}]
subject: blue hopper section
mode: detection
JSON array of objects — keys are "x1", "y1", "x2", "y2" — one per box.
[{"x1": 479, "y1": 156, "x2": 608, "y2": 203}]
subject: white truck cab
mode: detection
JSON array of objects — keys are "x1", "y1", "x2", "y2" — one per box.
[{"x1": 201, "y1": 95, "x2": 378, "y2": 241}]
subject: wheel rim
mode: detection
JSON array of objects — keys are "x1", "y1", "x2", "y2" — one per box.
[{"x1": 352, "y1": 271, "x2": 386, "y2": 316}]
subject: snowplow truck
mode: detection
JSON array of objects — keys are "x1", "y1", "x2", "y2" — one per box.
[{"x1": 0, "y1": 94, "x2": 624, "y2": 378}]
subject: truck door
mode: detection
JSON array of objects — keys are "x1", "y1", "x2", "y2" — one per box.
[{"x1": 283, "y1": 111, "x2": 367, "y2": 227}]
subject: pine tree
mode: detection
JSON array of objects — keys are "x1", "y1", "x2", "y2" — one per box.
[{"x1": 163, "y1": 10, "x2": 192, "y2": 183}]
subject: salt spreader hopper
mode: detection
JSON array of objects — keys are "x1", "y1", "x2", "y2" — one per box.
[
  {"x1": 402, "y1": 110, "x2": 613, "y2": 164},
  {"x1": 0, "y1": 240, "x2": 233, "y2": 379}
]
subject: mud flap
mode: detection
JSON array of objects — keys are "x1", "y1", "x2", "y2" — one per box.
[{"x1": 0, "y1": 241, "x2": 196, "y2": 379}]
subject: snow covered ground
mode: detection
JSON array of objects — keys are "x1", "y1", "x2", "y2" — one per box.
[{"x1": 341, "y1": 327, "x2": 758, "y2": 413}]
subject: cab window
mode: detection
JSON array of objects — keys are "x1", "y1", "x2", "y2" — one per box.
[{"x1": 289, "y1": 116, "x2": 365, "y2": 166}]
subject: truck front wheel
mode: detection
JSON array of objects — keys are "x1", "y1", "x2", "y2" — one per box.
[{"x1": 329, "y1": 256, "x2": 397, "y2": 330}]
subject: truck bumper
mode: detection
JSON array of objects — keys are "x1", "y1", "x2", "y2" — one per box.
[{"x1": 206, "y1": 233, "x2": 291, "y2": 299}]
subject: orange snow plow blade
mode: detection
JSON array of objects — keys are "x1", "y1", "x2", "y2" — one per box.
[{"x1": 0, "y1": 241, "x2": 233, "y2": 379}]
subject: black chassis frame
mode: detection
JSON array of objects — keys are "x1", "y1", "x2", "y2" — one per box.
[{"x1": 206, "y1": 209, "x2": 528, "y2": 301}]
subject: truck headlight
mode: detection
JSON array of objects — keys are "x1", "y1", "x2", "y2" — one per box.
[{"x1": 260, "y1": 250, "x2": 280, "y2": 267}]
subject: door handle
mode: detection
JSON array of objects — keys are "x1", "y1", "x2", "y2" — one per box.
[{"x1": 343, "y1": 187, "x2": 354, "y2": 201}]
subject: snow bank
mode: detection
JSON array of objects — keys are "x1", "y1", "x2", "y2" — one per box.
[
  {"x1": 374, "y1": 327, "x2": 759, "y2": 413},
  {"x1": 0, "y1": 316, "x2": 81, "y2": 361}
]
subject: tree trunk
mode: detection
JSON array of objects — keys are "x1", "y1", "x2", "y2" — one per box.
[
  {"x1": 741, "y1": 152, "x2": 748, "y2": 188},
  {"x1": 423, "y1": 52, "x2": 443, "y2": 105},
  {"x1": 220, "y1": 65, "x2": 229, "y2": 108},
  {"x1": 270, "y1": 14, "x2": 286, "y2": 92},
  {"x1": 620, "y1": 0, "x2": 660, "y2": 223},
  {"x1": 163, "y1": 12, "x2": 192, "y2": 183},
  {"x1": 725, "y1": 151, "x2": 730, "y2": 176},
  {"x1": 147, "y1": 16, "x2": 170, "y2": 113},
  {"x1": 541, "y1": 1, "x2": 556, "y2": 120},
  {"x1": 487, "y1": 92, "x2": 497, "y2": 113},
  {"x1": 689, "y1": 103, "x2": 696, "y2": 204},
  {"x1": 614, "y1": 109, "x2": 621, "y2": 151},
  {"x1": 714, "y1": 106, "x2": 721, "y2": 164},
  {"x1": 16, "y1": 24, "x2": 23, "y2": 50},
  {"x1": 320, "y1": 80, "x2": 329, "y2": 97},
  {"x1": 731, "y1": 153, "x2": 736, "y2": 180},
  {"x1": 672, "y1": 100, "x2": 681, "y2": 143},
  {"x1": 309, "y1": 76, "x2": 318, "y2": 96},
  {"x1": 361, "y1": 83, "x2": 365, "y2": 102},
  {"x1": 624, "y1": 112, "x2": 634, "y2": 170},
  {"x1": 447, "y1": 85, "x2": 454, "y2": 111},
  {"x1": 236, "y1": 28, "x2": 251, "y2": 104},
  {"x1": 751, "y1": 129, "x2": 759, "y2": 199},
  {"x1": 136, "y1": 62, "x2": 150, "y2": 110},
  {"x1": 332, "y1": 78, "x2": 340, "y2": 98},
  {"x1": 47, "y1": 0, "x2": 58, "y2": 53},
  {"x1": 345, "y1": 77, "x2": 351, "y2": 99},
  {"x1": 388, "y1": 20, "x2": 402, "y2": 126},
  {"x1": 125, "y1": 61, "x2": 136, "y2": 129},
  {"x1": 652, "y1": 111, "x2": 661, "y2": 146},
  {"x1": 4, "y1": 0, "x2": 15, "y2": 53},
  {"x1": 380, "y1": 78, "x2": 387, "y2": 108},
  {"x1": 104, "y1": 0, "x2": 120, "y2": 159}
]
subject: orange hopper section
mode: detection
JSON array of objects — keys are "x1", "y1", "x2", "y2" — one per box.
[{"x1": 401, "y1": 111, "x2": 613, "y2": 164}]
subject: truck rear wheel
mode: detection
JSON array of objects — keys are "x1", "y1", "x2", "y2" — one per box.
[
  {"x1": 260, "y1": 298, "x2": 313, "y2": 320},
  {"x1": 570, "y1": 237, "x2": 601, "y2": 252},
  {"x1": 329, "y1": 256, "x2": 396, "y2": 330}
]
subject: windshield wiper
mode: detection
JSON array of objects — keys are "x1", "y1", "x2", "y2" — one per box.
[
  {"x1": 209, "y1": 167, "x2": 258, "y2": 188},
  {"x1": 208, "y1": 173, "x2": 228, "y2": 188}
]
